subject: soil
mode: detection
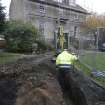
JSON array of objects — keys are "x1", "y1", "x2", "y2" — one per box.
[
  {"x1": 0, "y1": 53, "x2": 105, "y2": 105},
  {"x1": 0, "y1": 53, "x2": 66, "y2": 105}
]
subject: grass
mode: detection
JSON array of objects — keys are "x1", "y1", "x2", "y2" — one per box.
[
  {"x1": 0, "y1": 52, "x2": 22, "y2": 64},
  {"x1": 75, "y1": 51, "x2": 105, "y2": 86},
  {"x1": 80, "y1": 52, "x2": 105, "y2": 70},
  {"x1": 75, "y1": 61, "x2": 91, "y2": 76}
]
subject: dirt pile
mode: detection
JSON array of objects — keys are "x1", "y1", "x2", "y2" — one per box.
[
  {"x1": 0, "y1": 54, "x2": 66, "y2": 105},
  {"x1": 16, "y1": 79, "x2": 65, "y2": 105}
]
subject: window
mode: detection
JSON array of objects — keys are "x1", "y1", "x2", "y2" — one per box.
[
  {"x1": 39, "y1": 5, "x2": 45, "y2": 14},
  {"x1": 39, "y1": 20, "x2": 44, "y2": 36},
  {"x1": 59, "y1": 9, "x2": 63, "y2": 16},
  {"x1": 71, "y1": 13, "x2": 78, "y2": 21},
  {"x1": 74, "y1": 14, "x2": 78, "y2": 20},
  {"x1": 74, "y1": 26, "x2": 77, "y2": 37}
]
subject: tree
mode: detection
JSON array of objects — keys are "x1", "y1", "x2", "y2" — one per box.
[
  {"x1": 83, "y1": 13, "x2": 105, "y2": 32},
  {"x1": 4, "y1": 21, "x2": 39, "y2": 53},
  {"x1": 82, "y1": 13, "x2": 105, "y2": 45},
  {"x1": 0, "y1": 0, "x2": 6, "y2": 33}
]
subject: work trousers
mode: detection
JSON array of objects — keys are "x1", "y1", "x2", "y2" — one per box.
[
  {"x1": 57, "y1": 67, "x2": 72, "y2": 92},
  {"x1": 57, "y1": 67, "x2": 88, "y2": 105}
]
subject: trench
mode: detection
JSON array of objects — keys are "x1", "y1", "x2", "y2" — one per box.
[
  {"x1": 51, "y1": 56, "x2": 89, "y2": 105},
  {"x1": 57, "y1": 69, "x2": 88, "y2": 105}
]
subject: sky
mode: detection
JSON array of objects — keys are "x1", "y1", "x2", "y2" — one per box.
[
  {"x1": 76, "y1": 0, "x2": 105, "y2": 14},
  {"x1": 1, "y1": 0, "x2": 105, "y2": 17},
  {"x1": 1, "y1": 0, "x2": 11, "y2": 17}
]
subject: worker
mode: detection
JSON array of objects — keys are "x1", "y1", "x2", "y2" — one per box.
[{"x1": 56, "y1": 49, "x2": 78, "y2": 91}]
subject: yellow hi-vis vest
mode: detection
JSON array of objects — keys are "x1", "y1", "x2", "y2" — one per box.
[{"x1": 56, "y1": 51, "x2": 77, "y2": 66}]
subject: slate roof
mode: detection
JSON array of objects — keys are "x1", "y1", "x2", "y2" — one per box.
[{"x1": 29, "y1": 0, "x2": 88, "y2": 14}]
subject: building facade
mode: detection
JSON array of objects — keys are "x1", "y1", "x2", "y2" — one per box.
[{"x1": 10, "y1": 0, "x2": 88, "y2": 46}]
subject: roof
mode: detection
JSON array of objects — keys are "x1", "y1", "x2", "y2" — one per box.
[{"x1": 29, "y1": 0, "x2": 88, "y2": 14}]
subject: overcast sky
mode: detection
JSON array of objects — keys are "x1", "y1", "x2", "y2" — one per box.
[
  {"x1": 76, "y1": 0, "x2": 105, "y2": 14},
  {"x1": 1, "y1": 0, "x2": 105, "y2": 16},
  {"x1": 1, "y1": 0, "x2": 11, "y2": 17}
]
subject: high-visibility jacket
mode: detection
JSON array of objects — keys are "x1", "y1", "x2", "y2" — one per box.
[{"x1": 56, "y1": 51, "x2": 77, "y2": 68}]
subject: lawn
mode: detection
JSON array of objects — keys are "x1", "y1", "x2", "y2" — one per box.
[
  {"x1": 80, "y1": 52, "x2": 105, "y2": 70},
  {"x1": 75, "y1": 51, "x2": 105, "y2": 85},
  {"x1": 0, "y1": 52, "x2": 23, "y2": 64}
]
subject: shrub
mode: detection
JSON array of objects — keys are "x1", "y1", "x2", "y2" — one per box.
[
  {"x1": 4, "y1": 21, "x2": 39, "y2": 53},
  {"x1": 35, "y1": 40, "x2": 54, "y2": 53},
  {"x1": 36, "y1": 40, "x2": 47, "y2": 51}
]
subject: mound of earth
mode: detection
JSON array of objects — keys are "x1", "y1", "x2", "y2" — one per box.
[
  {"x1": 0, "y1": 54, "x2": 66, "y2": 105},
  {"x1": 0, "y1": 53, "x2": 105, "y2": 105}
]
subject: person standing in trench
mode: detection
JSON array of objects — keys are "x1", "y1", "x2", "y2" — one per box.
[
  {"x1": 56, "y1": 49, "x2": 78, "y2": 91},
  {"x1": 56, "y1": 49, "x2": 88, "y2": 105}
]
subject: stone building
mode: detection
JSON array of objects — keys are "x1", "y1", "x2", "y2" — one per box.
[{"x1": 9, "y1": 0, "x2": 88, "y2": 47}]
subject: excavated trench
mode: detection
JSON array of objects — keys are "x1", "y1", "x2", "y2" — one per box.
[
  {"x1": 57, "y1": 70, "x2": 88, "y2": 105},
  {"x1": 0, "y1": 53, "x2": 105, "y2": 105},
  {"x1": 60, "y1": 67, "x2": 105, "y2": 105}
]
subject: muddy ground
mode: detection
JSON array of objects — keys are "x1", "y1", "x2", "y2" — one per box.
[
  {"x1": 0, "y1": 53, "x2": 67, "y2": 105},
  {"x1": 0, "y1": 53, "x2": 105, "y2": 105}
]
